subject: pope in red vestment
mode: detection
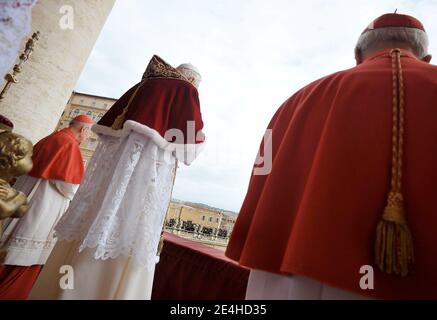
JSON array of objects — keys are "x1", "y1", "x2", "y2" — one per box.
[
  {"x1": 0, "y1": 115, "x2": 93, "y2": 300},
  {"x1": 226, "y1": 13, "x2": 437, "y2": 299}
]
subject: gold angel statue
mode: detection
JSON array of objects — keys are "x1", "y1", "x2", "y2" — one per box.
[{"x1": 0, "y1": 115, "x2": 33, "y2": 263}]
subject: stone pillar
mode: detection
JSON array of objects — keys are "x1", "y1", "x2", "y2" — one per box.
[{"x1": 0, "y1": 0, "x2": 115, "y2": 143}]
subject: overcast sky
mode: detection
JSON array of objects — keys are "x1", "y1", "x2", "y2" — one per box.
[{"x1": 75, "y1": 0, "x2": 437, "y2": 212}]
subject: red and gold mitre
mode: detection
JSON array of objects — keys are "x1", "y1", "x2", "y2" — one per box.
[{"x1": 141, "y1": 55, "x2": 190, "y2": 84}]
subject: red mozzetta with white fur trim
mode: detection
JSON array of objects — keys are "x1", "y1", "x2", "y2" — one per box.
[{"x1": 98, "y1": 78, "x2": 204, "y2": 145}]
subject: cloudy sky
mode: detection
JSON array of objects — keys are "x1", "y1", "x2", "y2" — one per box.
[{"x1": 76, "y1": 0, "x2": 437, "y2": 212}]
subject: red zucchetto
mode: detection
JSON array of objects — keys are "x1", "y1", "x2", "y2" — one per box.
[{"x1": 362, "y1": 13, "x2": 426, "y2": 34}]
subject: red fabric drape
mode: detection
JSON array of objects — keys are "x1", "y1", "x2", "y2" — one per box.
[
  {"x1": 29, "y1": 128, "x2": 84, "y2": 184},
  {"x1": 152, "y1": 233, "x2": 249, "y2": 300},
  {"x1": 0, "y1": 265, "x2": 42, "y2": 300},
  {"x1": 98, "y1": 78, "x2": 204, "y2": 144}
]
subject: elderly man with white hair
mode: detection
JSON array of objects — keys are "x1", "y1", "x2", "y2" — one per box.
[
  {"x1": 226, "y1": 13, "x2": 437, "y2": 300},
  {"x1": 0, "y1": 115, "x2": 93, "y2": 300},
  {"x1": 29, "y1": 55, "x2": 205, "y2": 300}
]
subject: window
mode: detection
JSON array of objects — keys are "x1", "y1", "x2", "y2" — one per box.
[
  {"x1": 216, "y1": 218, "x2": 219, "y2": 223},
  {"x1": 202, "y1": 216, "x2": 205, "y2": 221},
  {"x1": 70, "y1": 108, "x2": 80, "y2": 117},
  {"x1": 209, "y1": 217, "x2": 212, "y2": 222}
]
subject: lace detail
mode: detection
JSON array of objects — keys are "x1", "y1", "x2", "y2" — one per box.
[
  {"x1": 4, "y1": 235, "x2": 55, "y2": 251},
  {"x1": 55, "y1": 132, "x2": 176, "y2": 270},
  {"x1": 0, "y1": 0, "x2": 36, "y2": 79}
]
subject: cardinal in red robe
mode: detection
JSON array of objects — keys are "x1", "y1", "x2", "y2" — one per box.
[
  {"x1": 0, "y1": 115, "x2": 93, "y2": 300},
  {"x1": 226, "y1": 13, "x2": 437, "y2": 300}
]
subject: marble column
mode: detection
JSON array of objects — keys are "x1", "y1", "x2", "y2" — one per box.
[{"x1": 0, "y1": 0, "x2": 115, "y2": 143}]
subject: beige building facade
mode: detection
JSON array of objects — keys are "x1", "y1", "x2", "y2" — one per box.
[{"x1": 166, "y1": 200, "x2": 236, "y2": 238}]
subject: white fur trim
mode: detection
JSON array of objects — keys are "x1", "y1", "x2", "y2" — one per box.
[{"x1": 92, "y1": 120, "x2": 205, "y2": 165}]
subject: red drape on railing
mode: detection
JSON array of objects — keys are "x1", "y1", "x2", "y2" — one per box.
[
  {"x1": 0, "y1": 265, "x2": 42, "y2": 300},
  {"x1": 152, "y1": 232, "x2": 249, "y2": 300}
]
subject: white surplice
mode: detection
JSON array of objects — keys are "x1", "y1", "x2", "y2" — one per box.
[
  {"x1": 245, "y1": 270, "x2": 372, "y2": 300},
  {"x1": 1, "y1": 176, "x2": 78, "y2": 266},
  {"x1": 29, "y1": 121, "x2": 204, "y2": 300}
]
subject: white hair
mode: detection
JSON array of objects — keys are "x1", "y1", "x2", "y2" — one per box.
[
  {"x1": 356, "y1": 27, "x2": 429, "y2": 59},
  {"x1": 69, "y1": 120, "x2": 92, "y2": 129},
  {"x1": 176, "y1": 63, "x2": 202, "y2": 88}
]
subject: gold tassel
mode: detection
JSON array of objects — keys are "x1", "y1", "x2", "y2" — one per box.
[
  {"x1": 375, "y1": 193, "x2": 414, "y2": 276},
  {"x1": 111, "y1": 81, "x2": 146, "y2": 130},
  {"x1": 111, "y1": 108, "x2": 127, "y2": 130},
  {"x1": 374, "y1": 49, "x2": 414, "y2": 277}
]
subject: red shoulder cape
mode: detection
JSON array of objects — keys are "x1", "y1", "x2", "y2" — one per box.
[
  {"x1": 98, "y1": 55, "x2": 204, "y2": 144},
  {"x1": 98, "y1": 78, "x2": 204, "y2": 144},
  {"x1": 226, "y1": 50, "x2": 437, "y2": 299},
  {"x1": 28, "y1": 128, "x2": 84, "y2": 184}
]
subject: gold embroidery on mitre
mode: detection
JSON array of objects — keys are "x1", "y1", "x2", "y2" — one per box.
[
  {"x1": 142, "y1": 55, "x2": 189, "y2": 82},
  {"x1": 111, "y1": 55, "x2": 190, "y2": 130}
]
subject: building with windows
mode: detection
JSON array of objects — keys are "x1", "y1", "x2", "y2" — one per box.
[{"x1": 165, "y1": 200, "x2": 237, "y2": 243}]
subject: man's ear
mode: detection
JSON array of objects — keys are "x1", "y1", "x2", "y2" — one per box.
[
  {"x1": 355, "y1": 48, "x2": 363, "y2": 65},
  {"x1": 422, "y1": 54, "x2": 432, "y2": 63},
  {"x1": 80, "y1": 126, "x2": 89, "y2": 134}
]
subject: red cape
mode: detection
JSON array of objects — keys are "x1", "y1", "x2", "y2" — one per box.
[
  {"x1": 98, "y1": 56, "x2": 204, "y2": 144},
  {"x1": 226, "y1": 49, "x2": 437, "y2": 299},
  {"x1": 28, "y1": 128, "x2": 84, "y2": 184}
]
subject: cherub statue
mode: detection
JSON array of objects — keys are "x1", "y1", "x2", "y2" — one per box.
[
  {"x1": 0, "y1": 115, "x2": 33, "y2": 263},
  {"x1": 0, "y1": 129, "x2": 33, "y2": 219}
]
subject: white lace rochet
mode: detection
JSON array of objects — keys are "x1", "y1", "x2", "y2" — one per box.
[{"x1": 55, "y1": 127, "x2": 179, "y2": 271}]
